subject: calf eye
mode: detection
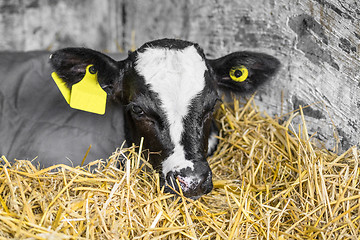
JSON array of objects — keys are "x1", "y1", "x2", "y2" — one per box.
[{"x1": 132, "y1": 105, "x2": 144, "y2": 116}]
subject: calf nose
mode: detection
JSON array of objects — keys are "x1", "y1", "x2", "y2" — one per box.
[{"x1": 165, "y1": 168, "x2": 213, "y2": 200}]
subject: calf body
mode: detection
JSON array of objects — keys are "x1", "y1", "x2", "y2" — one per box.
[
  {"x1": 1, "y1": 39, "x2": 280, "y2": 199},
  {"x1": 0, "y1": 51, "x2": 125, "y2": 167}
]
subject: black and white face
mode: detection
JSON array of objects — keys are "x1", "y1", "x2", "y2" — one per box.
[
  {"x1": 123, "y1": 42, "x2": 218, "y2": 199},
  {"x1": 50, "y1": 38, "x2": 280, "y2": 200}
]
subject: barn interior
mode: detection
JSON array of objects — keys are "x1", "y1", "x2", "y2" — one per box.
[{"x1": 0, "y1": 0, "x2": 359, "y2": 239}]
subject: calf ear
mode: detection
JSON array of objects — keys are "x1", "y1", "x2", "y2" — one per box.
[
  {"x1": 208, "y1": 51, "x2": 280, "y2": 93},
  {"x1": 49, "y1": 48, "x2": 126, "y2": 99}
]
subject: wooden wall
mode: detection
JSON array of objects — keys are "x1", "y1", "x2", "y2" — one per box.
[{"x1": 0, "y1": 0, "x2": 359, "y2": 151}]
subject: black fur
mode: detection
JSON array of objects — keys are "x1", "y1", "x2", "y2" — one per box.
[{"x1": 136, "y1": 38, "x2": 205, "y2": 58}]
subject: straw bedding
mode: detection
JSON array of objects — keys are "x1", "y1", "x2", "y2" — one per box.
[{"x1": 0, "y1": 96, "x2": 359, "y2": 239}]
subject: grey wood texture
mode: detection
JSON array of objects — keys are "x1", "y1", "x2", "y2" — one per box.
[{"x1": 0, "y1": 0, "x2": 359, "y2": 151}]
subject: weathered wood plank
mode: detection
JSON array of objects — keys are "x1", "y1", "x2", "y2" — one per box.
[
  {"x1": 0, "y1": 0, "x2": 359, "y2": 151},
  {"x1": 0, "y1": 0, "x2": 124, "y2": 51}
]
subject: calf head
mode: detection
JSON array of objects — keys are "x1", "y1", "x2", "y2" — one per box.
[{"x1": 50, "y1": 38, "x2": 280, "y2": 200}]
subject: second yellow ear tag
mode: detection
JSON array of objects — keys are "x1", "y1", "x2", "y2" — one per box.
[
  {"x1": 229, "y1": 66, "x2": 248, "y2": 82},
  {"x1": 52, "y1": 65, "x2": 107, "y2": 115}
]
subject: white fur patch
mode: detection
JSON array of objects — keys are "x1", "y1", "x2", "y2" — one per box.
[{"x1": 135, "y1": 46, "x2": 207, "y2": 175}]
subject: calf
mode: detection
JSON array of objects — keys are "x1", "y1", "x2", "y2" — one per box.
[
  {"x1": 1, "y1": 39, "x2": 279, "y2": 200},
  {"x1": 50, "y1": 39, "x2": 280, "y2": 199}
]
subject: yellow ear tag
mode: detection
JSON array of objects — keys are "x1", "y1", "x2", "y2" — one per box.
[
  {"x1": 51, "y1": 72, "x2": 71, "y2": 104},
  {"x1": 229, "y1": 65, "x2": 248, "y2": 82},
  {"x1": 51, "y1": 65, "x2": 107, "y2": 115}
]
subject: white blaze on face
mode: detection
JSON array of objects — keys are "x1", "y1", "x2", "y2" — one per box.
[{"x1": 135, "y1": 46, "x2": 207, "y2": 176}]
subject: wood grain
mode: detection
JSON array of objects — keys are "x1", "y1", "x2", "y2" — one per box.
[{"x1": 0, "y1": 0, "x2": 359, "y2": 151}]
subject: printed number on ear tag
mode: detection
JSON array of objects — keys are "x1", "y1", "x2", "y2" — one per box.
[
  {"x1": 229, "y1": 66, "x2": 248, "y2": 82},
  {"x1": 51, "y1": 65, "x2": 107, "y2": 115}
]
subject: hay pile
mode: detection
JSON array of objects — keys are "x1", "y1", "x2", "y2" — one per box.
[{"x1": 1, "y1": 96, "x2": 359, "y2": 239}]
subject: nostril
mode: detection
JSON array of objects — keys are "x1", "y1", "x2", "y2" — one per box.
[
  {"x1": 165, "y1": 172, "x2": 184, "y2": 193},
  {"x1": 166, "y1": 172, "x2": 176, "y2": 187},
  {"x1": 176, "y1": 175, "x2": 187, "y2": 188}
]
